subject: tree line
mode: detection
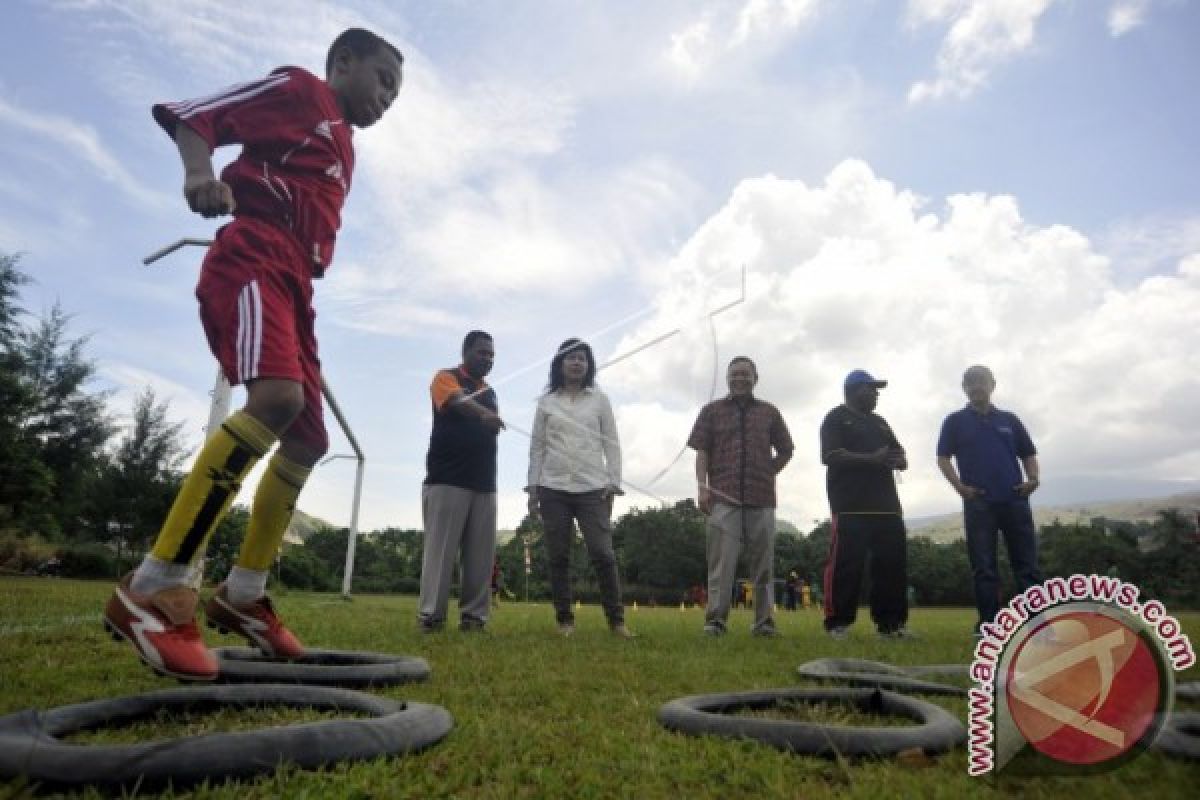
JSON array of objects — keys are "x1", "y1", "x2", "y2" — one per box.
[
  {"x1": 2, "y1": 251, "x2": 1197, "y2": 609},
  {"x1": 1, "y1": 252, "x2": 187, "y2": 576},
  {"x1": 274, "y1": 502, "x2": 1198, "y2": 610}
]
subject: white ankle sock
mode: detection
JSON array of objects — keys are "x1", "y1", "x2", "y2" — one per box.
[
  {"x1": 225, "y1": 566, "x2": 269, "y2": 606},
  {"x1": 130, "y1": 556, "x2": 193, "y2": 596}
]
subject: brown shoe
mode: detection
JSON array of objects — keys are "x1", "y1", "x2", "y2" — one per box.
[
  {"x1": 204, "y1": 584, "x2": 305, "y2": 658},
  {"x1": 103, "y1": 573, "x2": 216, "y2": 681},
  {"x1": 610, "y1": 623, "x2": 637, "y2": 639}
]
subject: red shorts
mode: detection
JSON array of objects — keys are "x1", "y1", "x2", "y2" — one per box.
[{"x1": 195, "y1": 217, "x2": 327, "y2": 454}]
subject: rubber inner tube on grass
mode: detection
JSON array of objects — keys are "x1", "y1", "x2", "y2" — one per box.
[
  {"x1": 213, "y1": 647, "x2": 430, "y2": 687},
  {"x1": 796, "y1": 658, "x2": 967, "y2": 696},
  {"x1": 658, "y1": 687, "x2": 965, "y2": 757},
  {"x1": 0, "y1": 683, "x2": 453, "y2": 790},
  {"x1": 1153, "y1": 711, "x2": 1200, "y2": 761}
]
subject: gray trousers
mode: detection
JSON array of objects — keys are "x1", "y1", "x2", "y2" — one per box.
[
  {"x1": 538, "y1": 487, "x2": 624, "y2": 626},
  {"x1": 418, "y1": 484, "x2": 497, "y2": 627},
  {"x1": 705, "y1": 502, "x2": 776, "y2": 631}
]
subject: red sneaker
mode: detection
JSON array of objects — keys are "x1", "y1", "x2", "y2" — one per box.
[
  {"x1": 103, "y1": 574, "x2": 217, "y2": 681},
  {"x1": 204, "y1": 585, "x2": 305, "y2": 658}
]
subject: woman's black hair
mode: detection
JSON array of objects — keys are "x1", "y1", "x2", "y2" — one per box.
[{"x1": 547, "y1": 338, "x2": 596, "y2": 392}]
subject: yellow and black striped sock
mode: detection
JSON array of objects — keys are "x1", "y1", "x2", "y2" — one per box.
[
  {"x1": 236, "y1": 452, "x2": 311, "y2": 571},
  {"x1": 150, "y1": 411, "x2": 276, "y2": 566}
]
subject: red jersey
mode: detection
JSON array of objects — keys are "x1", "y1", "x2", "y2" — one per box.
[{"x1": 153, "y1": 67, "x2": 355, "y2": 277}]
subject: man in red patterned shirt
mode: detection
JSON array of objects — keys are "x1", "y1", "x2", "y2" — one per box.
[
  {"x1": 688, "y1": 356, "x2": 794, "y2": 637},
  {"x1": 103, "y1": 29, "x2": 403, "y2": 681}
]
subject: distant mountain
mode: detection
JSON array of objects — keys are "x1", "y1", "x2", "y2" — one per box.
[
  {"x1": 1030, "y1": 477, "x2": 1200, "y2": 508},
  {"x1": 908, "y1": 490, "x2": 1200, "y2": 543}
]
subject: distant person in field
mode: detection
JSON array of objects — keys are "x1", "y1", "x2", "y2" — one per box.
[
  {"x1": 784, "y1": 570, "x2": 799, "y2": 611},
  {"x1": 103, "y1": 28, "x2": 404, "y2": 681},
  {"x1": 689, "y1": 356, "x2": 794, "y2": 638},
  {"x1": 820, "y1": 370, "x2": 915, "y2": 641},
  {"x1": 418, "y1": 331, "x2": 504, "y2": 633},
  {"x1": 937, "y1": 364, "x2": 1043, "y2": 635},
  {"x1": 526, "y1": 338, "x2": 633, "y2": 638}
]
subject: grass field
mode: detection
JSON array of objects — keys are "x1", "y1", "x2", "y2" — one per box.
[{"x1": 1, "y1": 577, "x2": 1197, "y2": 799}]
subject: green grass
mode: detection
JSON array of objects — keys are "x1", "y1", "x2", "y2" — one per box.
[{"x1": 1, "y1": 577, "x2": 1197, "y2": 799}]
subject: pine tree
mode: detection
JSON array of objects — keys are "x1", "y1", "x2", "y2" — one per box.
[
  {"x1": 0, "y1": 257, "x2": 115, "y2": 535},
  {"x1": 90, "y1": 387, "x2": 188, "y2": 566}
]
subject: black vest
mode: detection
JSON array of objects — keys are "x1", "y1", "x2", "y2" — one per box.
[{"x1": 425, "y1": 368, "x2": 498, "y2": 492}]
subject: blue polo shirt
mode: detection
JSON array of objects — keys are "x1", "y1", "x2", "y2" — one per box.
[{"x1": 936, "y1": 405, "x2": 1036, "y2": 504}]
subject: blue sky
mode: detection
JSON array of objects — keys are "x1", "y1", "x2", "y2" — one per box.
[{"x1": 2, "y1": 0, "x2": 1198, "y2": 532}]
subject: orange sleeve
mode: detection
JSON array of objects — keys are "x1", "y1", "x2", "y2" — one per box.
[{"x1": 430, "y1": 370, "x2": 461, "y2": 411}]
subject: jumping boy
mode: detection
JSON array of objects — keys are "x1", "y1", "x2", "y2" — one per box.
[{"x1": 103, "y1": 29, "x2": 404, "y2": 680}]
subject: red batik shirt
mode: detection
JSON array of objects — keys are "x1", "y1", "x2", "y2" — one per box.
[
  {"x1": 688, "y1": 396, "x2": 794, "y2": 508},
  {"x1": 153, "y1": 67, "x2": 354, "y2": 277}
]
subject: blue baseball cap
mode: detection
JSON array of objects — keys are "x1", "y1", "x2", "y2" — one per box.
[{"x1": 844, "y1": 369, "x2": 887, "y2": 389}]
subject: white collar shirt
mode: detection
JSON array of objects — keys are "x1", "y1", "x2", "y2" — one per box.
[{"x1": 527, "y1": 387, "x2": 622, "y2": 493}]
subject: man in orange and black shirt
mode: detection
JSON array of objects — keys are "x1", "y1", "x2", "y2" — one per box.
[
  {"x1": 418, "y1": 330, "x2": 504, "y2": 633},
  {"x1": 688, "y1": 356, "x2": 794, "y2": 637}
]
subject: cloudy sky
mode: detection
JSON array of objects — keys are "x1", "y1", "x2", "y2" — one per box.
[{"x1": 2, "y1": 0, "x2": 1197, "y2": 533}]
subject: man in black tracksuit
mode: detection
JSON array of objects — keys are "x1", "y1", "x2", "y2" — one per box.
[{"x1": 820, "y1": 370, "x2": 914, "y2": 640}]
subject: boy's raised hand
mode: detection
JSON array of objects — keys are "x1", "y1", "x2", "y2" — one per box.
[{"x1": 183, "y1": 174, "x2": 236, "y2": 218}]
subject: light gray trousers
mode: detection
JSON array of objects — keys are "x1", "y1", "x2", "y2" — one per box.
[
  {"x1": 418, "y1": 484, "x2": 497, "y2": 627},
  {"x1": 705, "y1": 502, "x2": 776, "y2": 631}
]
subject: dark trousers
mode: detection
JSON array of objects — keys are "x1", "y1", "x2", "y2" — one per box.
[
  {"x1": 784, "y1": 586, "x2": 797, "y2": 611},
  {"x1": 964, "y1": 498, "x2": 1042, "y2": 628},
  {"x1": 822, "y1": 513, "x2": 908, "y2": 632},
  {"x1": 538, "y1": 487, "x2": 624, "y2": 626}
]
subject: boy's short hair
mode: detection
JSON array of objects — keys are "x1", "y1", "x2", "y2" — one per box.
[{"x1": 325, "y1": 28, "x2": 404, "y2": 76}]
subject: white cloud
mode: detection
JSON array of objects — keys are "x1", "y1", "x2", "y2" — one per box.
[
  {"x1": 337, "y1": 157, "x2": 700, "y2": 323},
  {"x1": 906, "y1": 0, "x2": 1054, "y2": 103},
  {"x1": 606, "y1": 159, "x2": 1200, "y2": 525},
  {"x1": 1099, "y1": 213, "x2": 1200, "y2": 285},
  {"x1": 55, "y1": 0, "x2": 368, "y2": 81},
  {"x1": 0, "y1": 96, "x2": 169, "y2": 209},
  {"x1": 1107, "y1": 0, "x2": 1151, "y2": 36},
  {"x1": 100, "y1": 362, "x2": 212, "y2": 448},
  {"x1": 666, "y1": 0, "x2": 823, "y2": 80}
]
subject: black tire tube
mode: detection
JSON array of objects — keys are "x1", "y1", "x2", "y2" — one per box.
[
  {"x1": 0, "y1": 683, "x2": 453, "y2": 789},
  {"x1": 213, "y1": 647, "x2": 431, "y2": 687},
  {"x1": 904, "y1": 664, "x2": 971, "y2": 678},
  {"x1": 1176, "y1": 682, "x2": 1200, "y2": 702},
  {"x1": 658, "y1": 687, "x2": 965, "y2": 757},
  {"x1": 1153, "y1": 711, "x2": 1200, "y2": 761},
  {"x1": 796, "y1": 658, "x2": 966, "y2": 696}
]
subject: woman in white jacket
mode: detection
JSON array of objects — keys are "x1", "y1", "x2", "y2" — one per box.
[{"x1": 527, "y1": 338, "x2": 633, "y2": 638}]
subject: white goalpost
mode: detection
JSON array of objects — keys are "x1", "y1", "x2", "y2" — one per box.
[{"x1": 143, "y1": 239, "x2": 367, "y2": 599}]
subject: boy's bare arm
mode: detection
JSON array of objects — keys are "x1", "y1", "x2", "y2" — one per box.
[{"x1": 174, "y1": 124, "x2": 235, "y2": 218}]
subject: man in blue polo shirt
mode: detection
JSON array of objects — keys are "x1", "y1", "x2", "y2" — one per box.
[{"x1": 936, "y1": 365, "x2": 1042, "y2": 634}]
